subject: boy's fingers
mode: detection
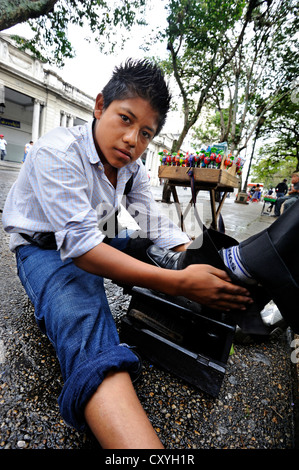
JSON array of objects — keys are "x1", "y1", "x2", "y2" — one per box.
[{"x1": 208, "y1": 266, "x2": 252, "y2": 296}]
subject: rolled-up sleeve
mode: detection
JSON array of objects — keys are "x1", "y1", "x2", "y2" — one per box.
[{"x1": 56, "y1": 208, "x2": 105, "y2": 260}]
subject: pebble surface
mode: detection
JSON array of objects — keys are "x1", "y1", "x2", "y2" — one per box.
[{"x1": 0, "y1": 164, "x2": 298, "y2": 450}]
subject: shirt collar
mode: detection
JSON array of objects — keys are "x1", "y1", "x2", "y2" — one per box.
[{"x1": 86, "y1": 119, "x2": 101, "y2": 166}]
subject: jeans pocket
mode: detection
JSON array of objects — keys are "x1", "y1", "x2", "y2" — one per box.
[{"x1": 16, "y1": 248, "x2": 38, "y2": 304}]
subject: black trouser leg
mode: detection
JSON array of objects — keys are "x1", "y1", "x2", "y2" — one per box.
[{"x1": 239, "y1": 198, "x2": 299, "y2": 332}]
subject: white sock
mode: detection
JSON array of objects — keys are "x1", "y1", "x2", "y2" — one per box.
[{"x1": 221, "y1": 245, "x2": 257, "y2": 285}]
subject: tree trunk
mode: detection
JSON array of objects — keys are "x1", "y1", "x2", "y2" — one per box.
[{"x1": 0, "y1": 0, "x2": 58, "y2": 31}]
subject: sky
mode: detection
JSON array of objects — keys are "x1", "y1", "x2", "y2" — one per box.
[{"x1": 51, "y1": 2, "x2": 169, "y2": 98}]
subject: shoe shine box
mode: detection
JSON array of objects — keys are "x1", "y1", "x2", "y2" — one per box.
[{"x1": 120, "y1": 286, "x2": 236, "y2": 397}]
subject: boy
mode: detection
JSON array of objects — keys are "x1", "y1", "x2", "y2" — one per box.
[{"x1": 2, "y1": 59, "x2": 299, "y2": 448}]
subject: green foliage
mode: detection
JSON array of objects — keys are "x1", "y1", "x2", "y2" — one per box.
[
  {"x1": 191, "y1": 107, "x2": 243, "y2": 148},
  {"x1": 251, "y1": 95, "x2": 299, "y2": 186},
  {"x1": 190, "y1": 0, "x2": 298, "y2": 167},
  {"x1": 148, "y1": 0, "x2": 260, "y2": 151},
  {"x1": 251, "y1": 155, "x2": 296, "y2": 188},
  {"x1": 163, "y1": 0, "x2": 247, "y2": 92},
  {"x1": 6, "y1": 0, "x2": 147, "y2": 66}
]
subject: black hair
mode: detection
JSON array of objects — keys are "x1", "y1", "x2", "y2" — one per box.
[{"x1": 101, "y1": 58, "x2": 171, "y2": 135}]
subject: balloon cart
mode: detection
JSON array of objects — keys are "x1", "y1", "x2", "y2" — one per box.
[
  {"x1": 261, "y1": 196, "x2": 276, "y2": 215},
  {"x1": 158, "y1": 162, "x2": 240, "y2": 232}
]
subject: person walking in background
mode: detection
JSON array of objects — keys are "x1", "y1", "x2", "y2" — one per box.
[
  {"x1": 23, "y1": 141, "x2": 33, "y2": 162},
  {"x1": 275, "y1": 178, "x2": 288, "y2": 198},
  {"x1": 0, "y1": 134, "x2": 7, "y2": 160}
]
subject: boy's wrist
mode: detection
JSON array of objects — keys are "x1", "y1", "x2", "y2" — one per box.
[{"x1": 152, "y1": 268, "x2": 183, "y2": 297}]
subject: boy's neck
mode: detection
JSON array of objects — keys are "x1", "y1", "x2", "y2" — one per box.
[{"x1": 103, "y1": 162, "x2": 117, "y2": 188}]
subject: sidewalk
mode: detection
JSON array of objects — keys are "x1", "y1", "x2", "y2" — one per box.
[
  {"x1": 0, "y1": 159, "x2": 22, "y2": 172},
  {"x1": 0, "y1": 170, "x2": 298, "y2": 450},
  {"x1": 150, "y1": 184, "x2": 274, "y2": 241}
]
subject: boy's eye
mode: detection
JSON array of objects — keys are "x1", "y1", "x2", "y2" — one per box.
[
  {"x1": 120, "y1": 114, "x2": 130, "y2": 122},
  {"x1": 142, "y1": 130, "x2": 151, "y2": 139}
]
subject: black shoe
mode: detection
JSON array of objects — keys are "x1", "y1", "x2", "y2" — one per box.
[
  {"x1": 146, "y1": 245, "x2": 181, "y2": 269},
  {"x1": 146, "y1": 228, "x2": 271, "y2": 335},
  {"x1": 234, "y1": 301, "x2": 287, "y2": 343}
]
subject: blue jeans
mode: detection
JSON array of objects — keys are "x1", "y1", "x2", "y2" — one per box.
[{"x1": 16, "y1": 230, "x2": 141, "y2": 431}]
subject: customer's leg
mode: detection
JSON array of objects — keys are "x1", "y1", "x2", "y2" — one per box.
[
  {"x1": 235, "y1": 198, "x2": 299, "y2": 331},
  {"x1": 281, "y1": 196, "x2": 298, "y2": 214},
  {"x1": 240, "y1": 197, "x2": 299, "y2": 280},
  {"x1": 274, "y1": 195, "x2": 288, "y2": 216},
  {"x1": 146, "y1": 199, "x2": 299, "y2": 333}
]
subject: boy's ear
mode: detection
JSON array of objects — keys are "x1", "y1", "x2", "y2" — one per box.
[{"x1": 94, "y1": 93, "x2": 105, "y2": 119}]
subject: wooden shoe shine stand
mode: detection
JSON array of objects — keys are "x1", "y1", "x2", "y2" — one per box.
[{"x1": 158, "y1": 161, "x2": 240, "y2": 231}]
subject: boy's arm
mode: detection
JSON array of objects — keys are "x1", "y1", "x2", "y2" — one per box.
[{"x1": 73, "y1": 243, "x2": 253, "y2": 311}]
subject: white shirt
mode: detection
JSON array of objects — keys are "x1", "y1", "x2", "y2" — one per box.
[
  {"x1": 0, "y1": 138, "x2": 7, "y2": 150},
  {"x1": 2, "y1": 120, "x2": 189, "y2": 261}
]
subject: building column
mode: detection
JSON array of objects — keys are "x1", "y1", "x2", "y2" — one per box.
[
  {"x1": 39, "y1": 102, "x2": 46, "y2": 138},
  {"x1": 60, "y1": 112, "x2": 67, "y2": 127},
  {"x1": 67, "y1": 114, "x2": 74, "y2": 127},
  {"x1": 32, "y1": 99, "x2": 41, "y2": 142}
]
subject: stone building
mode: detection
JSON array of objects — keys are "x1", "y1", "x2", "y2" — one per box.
[
  {"x1": 0, "y1": 32, "x2": 182, "y2": 185},
  {"x1": 0, "y1": 33, "x2": 94, "y2": 163}
]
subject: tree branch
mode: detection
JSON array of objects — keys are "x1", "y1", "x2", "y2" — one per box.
[{"x1": 0, "y1": 0, "x2": 59, "y2": 31}]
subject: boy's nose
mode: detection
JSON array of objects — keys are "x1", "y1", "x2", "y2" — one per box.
[{"x1": 123, "y1": 128, "x2": 138, "y2": 147}]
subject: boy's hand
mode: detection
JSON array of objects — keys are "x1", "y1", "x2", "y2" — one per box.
[
  {"x1": 75, "y1": 243, "x2": 253, "y2": 312},
  {"x1": 174, "y1": 264, "x2": 253, "y2": 311}
]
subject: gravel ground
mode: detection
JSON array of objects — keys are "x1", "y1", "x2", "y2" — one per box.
[{"x1": 0, "y1": 164, "x2": 298, "y2": 451}]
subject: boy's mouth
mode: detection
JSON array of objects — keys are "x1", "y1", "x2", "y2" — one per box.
[{"x1": 116, "y1": 148, "x2": 132, "y2": 160}]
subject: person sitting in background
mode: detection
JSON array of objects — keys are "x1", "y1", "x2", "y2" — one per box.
[
  {"x1": 251, "y1": 184, "x2": 261, "y2": 202},
  {"x1": 274, "y1": 172, "x2": 299, "y2": 216}
]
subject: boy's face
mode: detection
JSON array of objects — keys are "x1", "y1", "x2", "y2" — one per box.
[{"x1": 93, "y1": 94, "x2": 159, "y2": 168}]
